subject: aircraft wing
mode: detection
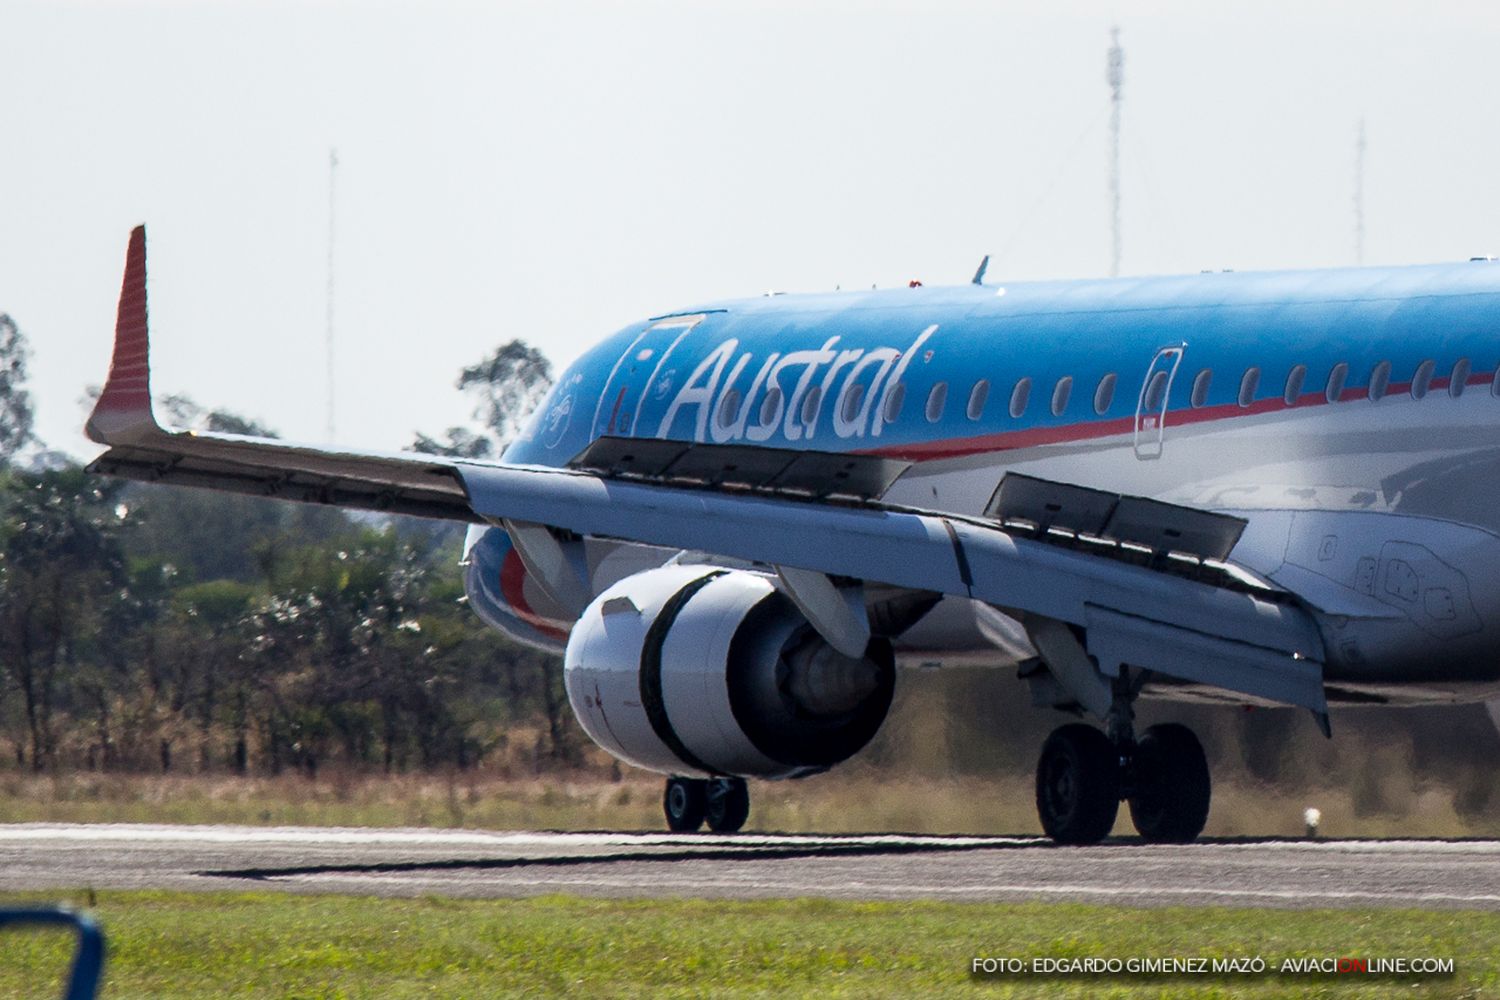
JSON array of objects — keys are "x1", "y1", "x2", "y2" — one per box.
[
  {"x1": 87, "y1": 228, "x2": 480, "y2": 522},
  {"x1": 86, "y1": 227, "x2": 1329, "y2": 720}
]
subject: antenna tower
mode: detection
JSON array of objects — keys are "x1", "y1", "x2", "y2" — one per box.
[
  {"x1": 1354, "y1": 119, "x2": 1366, "y2": 266},
  {"x1": 325, "y1": 148, "x2": 338, "y2": 441},
  {"x1": 1107, "y1": 27, "x2": 1124, "y2": 277}
]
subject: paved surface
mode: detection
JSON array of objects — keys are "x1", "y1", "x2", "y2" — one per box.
[{"x1": 3, "y1": 824, "x2": 1500, "y2": 909}]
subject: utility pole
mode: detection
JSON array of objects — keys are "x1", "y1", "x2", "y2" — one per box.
[
  {"x1": 1354, "y1": 119, "x2": 1366, "y2": 266},
  {"x1": 1107, "y1": 27, "x2": 1124, "y2": 277},
  {"x1": 326, "y1": 148, "x2": 338, "y2": 441}
]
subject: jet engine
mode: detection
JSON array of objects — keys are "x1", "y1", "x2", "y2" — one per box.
[{"x1": 564, "y1": 565, "x2": 895, "y2": 779}]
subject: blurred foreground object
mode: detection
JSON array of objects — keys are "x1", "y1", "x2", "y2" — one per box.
[{"x1": 0, "y1": 908, "x2": 106, "y2": 1000}]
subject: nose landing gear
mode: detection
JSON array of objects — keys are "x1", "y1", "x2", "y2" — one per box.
[
  {"x1": 705, "y1": 777, "x2": 751, "y2": 833},
  {"x1": 663, "y1": 776, "x2": 750, "y2": 833},
  {"x1": 663, "y1": 776, "x2": 708, "y2": 832}
]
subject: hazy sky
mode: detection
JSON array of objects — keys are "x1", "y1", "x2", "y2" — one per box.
[{"x1": 4, "y1": 0, "x2": 1498, "y2": 458}]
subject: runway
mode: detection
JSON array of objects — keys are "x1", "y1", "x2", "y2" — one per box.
[{"x1": 3, "y1": 824, "x2": 1500, "y2": 909}]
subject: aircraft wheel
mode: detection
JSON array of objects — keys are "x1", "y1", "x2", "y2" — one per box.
[
  {"x1": 705, "y1": 777, "x2": 750, "y2": 833},
  {"x1": 1128, "y1": 723, "x2": 1211, "y2": 843},
  {"x1": 1035, "y1": 724, "x2": 1120, "y2": 845},
  {"x1": 663, "y1": 776, "x2": 708, "y2": 832}
]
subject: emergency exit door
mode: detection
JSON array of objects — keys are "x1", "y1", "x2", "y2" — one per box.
[{"x1": 1134, "y1": 344, "x2": 1184, "y2": 460}]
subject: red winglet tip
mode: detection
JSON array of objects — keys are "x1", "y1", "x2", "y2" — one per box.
[{"x1": 86, "y1": 225, "x2": 160, "y2": 444}]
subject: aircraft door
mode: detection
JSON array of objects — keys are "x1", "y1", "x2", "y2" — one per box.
[
  {"x1": 1134, "y1": 344, "x2": 1185, "y2": 460},
  {"x1": 592, "y1": 314, "x2": 705, "y2": 438}
]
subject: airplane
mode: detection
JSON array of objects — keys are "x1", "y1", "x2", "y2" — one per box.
[{"x1": 86, "y1": 226, "x2": 1500, "y2": 844}]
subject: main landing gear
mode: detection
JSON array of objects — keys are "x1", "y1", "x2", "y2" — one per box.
[
  {"x1": 663, "y1": 776, "x2": 750, "y2": 833},
  {"x1": 1035, "y1": 694, "x2": 1211, "y2": 845}
]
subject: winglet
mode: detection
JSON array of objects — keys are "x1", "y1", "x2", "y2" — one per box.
[{"x1": 86, "y1": 225, "x2": 163, "y2": 445}]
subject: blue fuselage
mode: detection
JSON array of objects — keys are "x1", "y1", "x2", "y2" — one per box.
[
  {"x1": 510, "y1": 262, "x2": 1500, "y2": 471},
  {"x1": 481, "y1": 262, "x2": 1500, "y2": 700}
]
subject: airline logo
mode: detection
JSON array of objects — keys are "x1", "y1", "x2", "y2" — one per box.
[{"x1": 655, "y1": 325, "x2": 936, "y2": 444}]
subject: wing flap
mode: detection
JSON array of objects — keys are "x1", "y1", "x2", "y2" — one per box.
[
  {"x1": 1084, "y1": 604, "x2": 1327, "y2": 712},
  {"x1": 89, "y1": 442, "x2": 478, "y2": 521}
]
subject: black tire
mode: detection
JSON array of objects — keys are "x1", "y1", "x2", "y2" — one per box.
[
  {"x1": 705, "y1": 777, "x2": 750, "y2": 833},
  {"x1": 1128, "y1": 723, "x2": 1211, "y2": 844},
  {"x1": 663, "y1": 777, "x2": 708, "y2": 833},
  {"x1": 1035, "y1": 724, "x2": 1120, "y2": 845}
]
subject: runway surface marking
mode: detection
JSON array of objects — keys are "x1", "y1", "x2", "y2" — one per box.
[
  {"x1": 281, "y1": 872, "x2": 1500, "y2": 907},
  {"x1": 0, "y1": 825, "x2": 1018, "y2": 849},
  {"x1": 3, "y1": 824, "x2": 1498, "y2": 909}
]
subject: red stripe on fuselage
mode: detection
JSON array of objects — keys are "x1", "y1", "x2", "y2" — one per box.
[
  {"x1": 498, "y1": 547, "x2": 569, "y2": 641},
  {"x1": 861, "y1": 372, "x2": 1494, "y2": 462}
]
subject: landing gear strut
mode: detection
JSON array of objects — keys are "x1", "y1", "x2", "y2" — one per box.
[
  {"x1": 663, "y1": 776, "x2": 750, "y2": 833},
  {"x1": 1034, "y1": 669, "x2": 1211, "y2": 845}
]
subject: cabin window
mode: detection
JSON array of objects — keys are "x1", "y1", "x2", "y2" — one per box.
[
  {"x1": 1238, "y1": 367, "x2": 1260, "y2": 408},
  {"x1": 1051, "y1": 376, "x2": 1073, "y2": 417},
  {"x1": 1094, "y1": 373, "x2": 1117, "y2": 415},
  {"x1": 1009, "y1": 377, "x2": 1032, "y2": 418},
  {"x1": 1283, "y1": 364, "x2": 1307, "y2": 406},
  {"x1": 882, "y1": 383, "x2": 906, "y2": 423},
  {"x1": 966, "y1": 379, "x2": 990, "y2": 420},
  {"x1": 1451, "y1": 358, "x2": 1471, "y2": 398},
  {"x1": 759, "y1": 386, "x2": 783, "y2": 426},
  {"x1": 716, "y1": 388, "x2": 741, "y2": 429},
  {"x1": 800, "y1": 386, "x2": 822, "y2": 425},
  {"x1": 1190, "y1": 369, "x2": 1212, "y2": 408},
  {"x1": 925, "y1": 382, "x2": 948, "y2": 422},
  {"x1": 1143, "y1": 370, "x2": 1169, "y2": 412},
  {"x1": 1411, "y1": 359, "x2": 1436, "y2": 400},
  {"x1": 840, "y1": 384, "x2": 866, "y2": 424},
  {"x1": 1325, "y1": 362, "x2": 1348, "y2": 403},
  {"x1": 1369, "y1": 361, "x2": 1391, "y2": 401}
]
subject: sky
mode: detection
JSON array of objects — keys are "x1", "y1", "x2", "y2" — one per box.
[{"x1": 3, "y1": 0, "x2": 1499, "y2": 459}]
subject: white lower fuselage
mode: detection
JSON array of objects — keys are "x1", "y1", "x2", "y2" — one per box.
[{"x1": 890, "y1": 388, "x2": 1500, "y2": 704}]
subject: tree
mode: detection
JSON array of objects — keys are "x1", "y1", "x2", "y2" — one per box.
[
  {"x1": 156, "y1": 579, "x2": 257, "y2": 771},
  {"x1": 0, "y1": 380, "x2": 590, "y2": 778},
  {"x1": 157, "y1": 394, "x2": 280, "y2": 438},
  {"x1": 410, "y1": 340, "x2": 552, "y2": 458},
  {"x1": 410, "y1": 426, "x2": 495, "y2": 460},
  {"x1": 0, "y1": 469, "x2": 127, "y2": 770},
  {"x1": 0, "y1": 315, "x2": 34, "y2": 464},
  {"x1": 118, "y1": 395, "x2": 349, "y2": 583},
  {"x1": 239, "y1": 527, "x2": 455, "y2": 774}
]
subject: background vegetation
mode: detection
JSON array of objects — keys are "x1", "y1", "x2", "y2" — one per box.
[{"x1": 0, "y1": 320, "x2": 570, "y2": 782}]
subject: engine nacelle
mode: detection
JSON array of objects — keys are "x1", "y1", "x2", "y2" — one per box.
[{"x1": 564, "y1": 565, "x2": 895, "y2": 779}]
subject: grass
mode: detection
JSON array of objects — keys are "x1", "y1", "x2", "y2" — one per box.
[
  {"x1": 8, "y1": 669, "x2": 1500, "y2": 838},
  {"x1": 1, "y1": 768, "x2": 1496, "y2": 840},
  {"x1": 0, "y1": 890, "x2": 1493, "y2": 999}
]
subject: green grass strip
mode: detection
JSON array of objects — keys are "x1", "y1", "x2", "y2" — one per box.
[{"x1": 0, "y1": 890, "x2": 1493, "y2": 998}]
